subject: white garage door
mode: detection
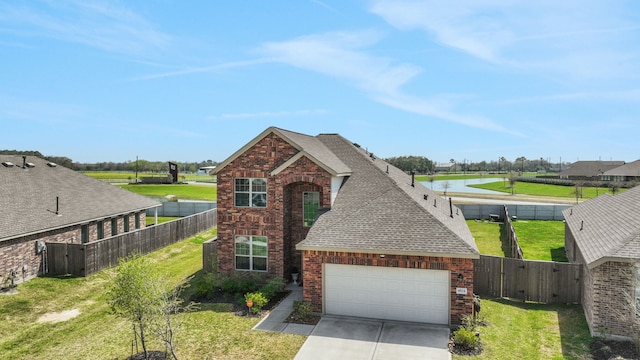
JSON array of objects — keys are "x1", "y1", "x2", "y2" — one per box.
[{"x1": 324, "y1": 264, "x2": 450, "y2": 324}]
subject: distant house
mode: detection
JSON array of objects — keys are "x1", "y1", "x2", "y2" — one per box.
[
  {"x1": 601, "y1": 160, "x2": 640, "y2": 182},
  {"x1": 0, "y1": 155, "x2": 161, "y2": 285},
  {"x1": 559, "y1": 160, "x2": 625, "y2": 181},
  {"x1": 434, "y1": 162, "x2": 456, "y2": 173},
  {"x1": 212, "y1": 127, "x2": 479, "y2": 325},
  {"x1": 563, "y1": 185, "x2": 640, "y2": 339}
]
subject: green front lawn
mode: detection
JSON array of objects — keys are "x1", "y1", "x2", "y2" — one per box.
[
  {"x1": 458, "y1": 299, "x2": 591, "y2": 360},
  {"x1": 0, "y1": 228, "x2": 305, "y2": 360}
]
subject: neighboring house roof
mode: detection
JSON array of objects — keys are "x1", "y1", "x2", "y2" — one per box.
[
  {"x1": 562, "y1": 185, "x2": 640, "y2": 269},
  {"x1": 0, "y1": 155, "x2": 161, "y2": 242},
  {"x1": 602, "y1": 159, "x2": 640, "y2": 177},
  {"x1": 212, "y1": 127, "x2": 351, "y2": 177},
  {"x1": 297, "y1": 133, "x2": 479, "y2": 258},
  {"x1": 559, "y1": 160, "x2": 625, "y2": 178},
  {"x1": 434, "y1": 163, "x2": 455, "y2": 170}
]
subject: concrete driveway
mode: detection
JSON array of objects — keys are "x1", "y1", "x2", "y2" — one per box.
[{"x1": 294, "y1": 316, "x2": 451, "y2": 360}]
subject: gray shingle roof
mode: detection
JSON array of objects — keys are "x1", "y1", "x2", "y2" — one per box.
[
  {"x1": 212, "y1": 127, "x2": 351, "y2": 176},
  {"x1": 559, "y1": 160, "x2": 625, "y2": 178},
  {"x1": 296, "y1": 134, "x2": 479, "y2": 258},
  {"x1": 602, "y1": 159, "x2": 640, "y2": 177},
  {"x1": 563, "y1": 185, "x2": 640, "y2": 268},
  {"x1": 0, "y1": 155, "x2": 161, "y2": 242}
]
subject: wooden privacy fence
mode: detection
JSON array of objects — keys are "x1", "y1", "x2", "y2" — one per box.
[
  {"x1": 473, "y1": 255, "x2": 582, "y2": 304},
  {"x1": 47, "y1": 209, "x2": 217, "y2": 277},
  {"x1": 503, "y1": 206, "x2": 524, "y2": 259}
]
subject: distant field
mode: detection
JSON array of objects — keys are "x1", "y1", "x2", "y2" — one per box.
[
  {"x1": 82, "y1": 171, "x2": 216, "y2": 183},
  {"x1": 119, "y1": 184, "x2": 217, "y2": 201},
  {"x1": 470, "y1": 180, "x2": 620, "y2": 199}
]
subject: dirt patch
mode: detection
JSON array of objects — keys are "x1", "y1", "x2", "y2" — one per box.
[
  {"x1": 590, "y1": 338, "x2": 640, "y2": 360},
  {"x1": 37, "y1": 309, "x2": 80, "y2": 323}
]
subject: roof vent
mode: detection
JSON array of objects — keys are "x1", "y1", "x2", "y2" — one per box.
[
  {"x1": 25, "y1": 162, "x2": 35, "y2": 168},
  {"x1": 423, "y1": 194, "x2": 428, "y2": 200},
  {"x1": 2, "y1": 161, "x2": 15, "y2": 167},
  {"x1": 47, "y1": 162, "x2": 57, "y2": 167}
]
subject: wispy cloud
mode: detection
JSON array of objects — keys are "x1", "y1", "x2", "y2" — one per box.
[
  {"x1": 259, "y1": 30, "x2": 511, "y2": 132},
  {"x1": 207, "y1": 109, "x2": 329, "y2": 120},
  {"x1": 128, "y1": 58, "x2": 272, "y2": 81},
  {"x1": 0, "y1": 0, "x2": 171, "y2": 57},
  {"x1": 370, "y1": 0, "x2": 640, "y2": 79},
  {"x1": 488, "y1": 88, "x2": 640, "y2": 105},
  {"x1": 0, "y1": 95, "x2": 86, "y2": 125}
]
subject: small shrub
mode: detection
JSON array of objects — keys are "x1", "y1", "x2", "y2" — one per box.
[
  {"x1": 293, "y1": 300, "x2": 312, "y2": 318},
  {"x1": 220, "y1": 273, "x2": 260, "y2": 296},
  {"x1": 260, "y1": 278, "x2": 286, "y2": 299},
  {"x1": 192, "y1": 272, "x2": 217, "y2": 299},
  {"x1": 453, "y1": 327, "x2": 479, "y2": 350},
  {"x1": 244, "y1": 292, "x2": 268, "y2": 314}
]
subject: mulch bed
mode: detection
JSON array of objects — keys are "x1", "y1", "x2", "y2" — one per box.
[
  {"x1": 192, "y1": 289, "x2": 291, "y2": 316},
  {"x1": 590, "y1": 338, "x2": 640, "y2": 360},
  {"x1": 284, "y1": 311, "x2": 321, "y2": 325},
  {"x1": 448, "y1": 336, "x2": 483, "y2": 356}
]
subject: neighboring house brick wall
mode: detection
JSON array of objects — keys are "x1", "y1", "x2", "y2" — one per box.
[
  {"x1": 0, "y1": 211, "x2": 146, "y2": 284},
  {"x1": 302, "y1": 250, "x2": 475, "y2": 325},
  {"x1": 590, "y1": 261, "x2": 636, "y2": 337}
]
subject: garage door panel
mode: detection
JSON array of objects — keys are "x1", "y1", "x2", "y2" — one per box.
[{"x1": 324, "y1": 264, "x2": 450, "y2": 325}]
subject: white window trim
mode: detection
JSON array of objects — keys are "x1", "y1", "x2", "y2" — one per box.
[{"x1": 235, "y1": 235, "x2": 268, "y2": 272}]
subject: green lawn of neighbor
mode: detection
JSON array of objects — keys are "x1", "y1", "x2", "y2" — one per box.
[
  {"x1": 512, "y1": 220, "x2": 567, "y2": 262},
  {"x1": 466, "y1": 220, "x2": 505, "y2": 256}
]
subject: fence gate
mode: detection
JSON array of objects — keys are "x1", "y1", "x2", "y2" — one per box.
[
  {"x1": 474, "y1": 255, "x2": 582, "y2": 304},
  {"x1": 46, "y1": 243, "x2": 86, "y2": 277}
]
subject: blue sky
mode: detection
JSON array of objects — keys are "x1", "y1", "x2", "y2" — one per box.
[{"x1": 2, "y1": 1, "x2": 639, "y2": 165}]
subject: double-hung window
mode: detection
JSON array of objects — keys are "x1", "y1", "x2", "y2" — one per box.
[
  {"x1": 303, "y1": 192, "x2": 320, "y2": 227},
  {"x1": 235, "y1": 178, "x2": 267, "y2": 207},
  {"x1": 235, "y1": 235, "x2": 267, "y2": 271}
]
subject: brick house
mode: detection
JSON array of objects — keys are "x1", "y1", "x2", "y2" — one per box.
[
  {"x1": 213, "y1": 127, "x2": 479, "y2": 326},
  {"x1": 559, "y1": 160, "x2": 625, "y2": 181},
  {"x1": 0, "y1": 155, "x2": 161, "y2": 286},
  {"x1": 563, "y1": 185, "x2": 640, "y2": 339}
]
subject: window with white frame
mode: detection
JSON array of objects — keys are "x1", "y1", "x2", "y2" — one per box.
[
  {"x1": 303, "y1": 192, "x2": 320, "y2": 227},
  {"x1": 234, "y1": 178, "x2": 267, "y2": 207},
  {"x1": 235, "y1": 235, "x2": 267, "y2": 271}
]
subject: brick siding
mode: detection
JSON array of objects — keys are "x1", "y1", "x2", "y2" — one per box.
[
  {"x1": 0, "y1": 211, "x2": 146, "y2": 285},
  {"x1": 216, "y1": 133, "x2": 332, "y2": 279},
  {"x1": 302, "y1": 250, "x2": 475, "y2": 325}
]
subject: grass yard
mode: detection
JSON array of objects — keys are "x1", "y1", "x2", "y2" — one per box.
[
  {"x1": 119, "y1": 183, "x2": 217, "y2": 201},
  {"x1": 147, "y1": 216, "x2": 180, "y2": 225},
  {"x1": 457, "y1": 298, "x2": 592, "y2": 360},
  {"x1": 512, "y1": 220, "x2": 567, "y2": 262},
  {"x1": 0, "y1": 228, "x2": 305, "y2": 360},
  {"x1": 470, "y1": 181, "x2": 620, "y2": 199},
  {"x1": 466, "y1": 220, "x2": 504, "y2": 256}
]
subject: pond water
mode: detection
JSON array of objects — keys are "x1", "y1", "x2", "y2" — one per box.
[{"x1": 421, "y1": 178, "x2": 505, "y2": 195}]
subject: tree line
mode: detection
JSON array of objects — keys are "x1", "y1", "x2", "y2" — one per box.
[{"x1": 0, "y1": 150, "x2": 217, "y2": 173}]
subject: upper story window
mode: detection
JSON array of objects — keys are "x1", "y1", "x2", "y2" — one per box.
[
  {"x1": 303, "y1": 192, "x2": 320, "y2": 227},
  {"x1": 235, "y1": 178, "x2": 267, "y2": 207}
]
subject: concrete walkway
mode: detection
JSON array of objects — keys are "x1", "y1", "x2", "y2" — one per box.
[{"x1": 253, "y1": 283, "x2": 315, "y2": 335}]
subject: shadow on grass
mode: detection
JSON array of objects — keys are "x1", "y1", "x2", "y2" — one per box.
[
  {"x1": 485, "y1": 298, "x2": 591, "y2": 359},
  {"x1": 499, "y1": 223, "x2": 511, "y2": 257},
  {"x1": 550, "y1": 247, "x2": 569, "y2": 262}
]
